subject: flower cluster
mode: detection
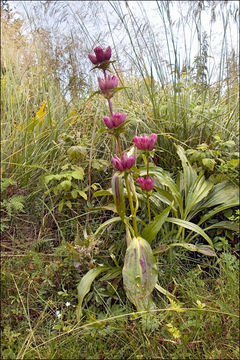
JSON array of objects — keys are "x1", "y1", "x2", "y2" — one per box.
[
  {"x1": 88, "y1": 46, "x2": 111, "y2": 65},
  {"x1": 112, "y1": 153, "x2": 135, "y2": 171},
  {"x1": 98, "y1": 75, "x2": 118, "y2": 98},
  {"x1": 103, "y1": 112, "x2": 126, "y2": 129},
  {"x1": 88, "y1": 46, "x2": 158, "y2": 191},
  {"x1": 132, "y1": 133, "x2": 157, "y2": 151},
  {"x1": 136, "y1": 177, "x2": 154, "y2": 191}
]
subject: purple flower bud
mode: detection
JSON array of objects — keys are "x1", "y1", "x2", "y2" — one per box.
[
  {"x1": 103, "y1": 116, "x2": 114, "y2": 129},
  {"x1": 132, "y1": 133, "x2": 157, "y2": 150},
  {"x1": 144, "y1": 177, "x2": 154, "y2": 191},
  {"x1": 132, "y1": 136, "x2": 142, "y2": 149},
  {"x1": 88, "y1": 54, "x2": 98, "y2": 65},
  {"x1": 98, "y1": 75, "x2": 118, "y2": 91},
  {"x1": 112, "y1": 153, "x2": 135, "y2": 171},
  {"x1": 126, "y1": 154, "x2": 135, "y2": 169},
  {"x1": 136, "y1": 177, "x2": 145, "y2": 188},
  {"x1": 112, "y1": 156, "x2": 124, "y2": 171},
  {"x1": 107, "y1": 75, "x2": 118, "y2": 89},
  {"x1": 104, "y1": 46, "x2": 111, "y2": 61},
  {"x1": 137, "y1": 177, "x2": 154, "y2": 191},
  {"x1": 148, "y1": 133, "x2": 157, "y2": 150},
  {"x1": 121, "y1": 153, "x2": 128, "y2": 169},
  {"x1": 88, "y1": 46, "x2": 112, "y2": 65},
  {"x1": 112, "y1": 112, "x2": 126, "y2": 127},
  {"x1": 98, "y1": 77, "x2": 105, "y2": 90},
  {"x1": 94, "y1": 46, "x2": 105, "y2": 62}
]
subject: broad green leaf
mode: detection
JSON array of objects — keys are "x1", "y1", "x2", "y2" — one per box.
[
  {"x1": 170, "y1": 243, "x2": 216, "y2": 256},
  {"x1": 184, "y1": 173, "x2": 213, "y2": 220},
  {"x1": 92, "y1": 189, "x2": 112, "y2": 198},
  {"x1": 59, "y1": 180, "x2": 72, "y2": 191},
  {"x1": 176, "y1": 145, "x2": 197, "y2": 195},
  {"x1": 76, "y1": 267, "x2": 110, "y2": 321},
  {"x1": 189, "y1": 183, "x2": 239, "y2": 223},
  {"x1": 78, "y1": 190, "x2": 87, "y2": 200},
  {"x1": 67, "y1": 146, "x2": 87, "y2": 161},
  {"x1": 71, "y1": 189, "x2": 78, "y2": 199},
  {"x1": 198, "y1": 201, "x2": 239, "y2": 227},
  {"x1": 71, "y1": 167, "x2": 84, "y2": 180},
  {"x1": 88, "y1": 204, "x2": 117, "y2": 213},
  {"x1": 204, "y1": 221, "x2": 239, "y2": 233},
  {"x1": 99, "y1": 267, "x2": 122, "y2": 281},
  {"x1": 94, "y1": 217, "x2": 122, "y2": 236},
  {"x1": 65, "y1": 200, "x2": 72, "y2": 209},
  {"x1": 122, "y1": 237, "x2": 158, "y2": 310},
  {"x1": 142, "y1": 204, "x2": 172, "y2": 244},
  {"x1": 153, "y1": 187, "x2": 176, "y2": 210},
  {"x1": 202, "y1": 158, "x2": 216, "y2": 171},
  {"x1": 145, "y1": 167, "x2": 183, "y2": 212},
  {"x1": 92, "y1": 159, "x2": 110, "y2": 170},
  {"x1": 166, "y1": 217, "x2": 214, "y2": 247},
  {"x1": 58, "y1": 199, "x2": 64, "y2": 212}
]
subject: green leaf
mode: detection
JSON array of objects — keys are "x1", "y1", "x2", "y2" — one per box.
[
  {"x1": 122, "y1": 237, "x2": 158, "y2": 310},
  {"x1": 71, "y1": 189, "x2": 78, "y2": 199},
  {"x1": 58, "y1": 199, "x2": 64, "y2": 212},
  {"x1": 184, "y1": 173, "x2": 213, "y2": 220},
  {"x1": 202, "y1": 158, "x2": 216, "y2": 171},
  {"x1": 99, "y1": 267, "x2": 122, "y2": 281},
  {"x1": 67, "y1": 146, "x2": 87, "y2": 161},
  {"x1": 92, "y1": 189, "x2": 112, "y2": 198},
  {"x1": 76, "y1": 267, "x2": 110, "y2": 321},
  {"x1": 78, "y1": 190, "x2": 87, "y2": 200},
  {"x1": 153, "y1": 187, "x2": 176, "y2": 209},
  {"x1": 88, "y1": 204, "x2": 117, "y2": 213},
  {"x1": 142, "y1": 204, "x2": 172, "y2": 244},
  {"x1": 176, "y1": 145, "x2": 197, "y2": 195},
  {"x1": 204, "y1": 221, "x2": 239, "y2": 233},
  {"x1": 166, "y1": 217, "x2": 214, "y2": 247},
  {"x1": 113, "y1": 86, "x2": 129, "y2": 95},
  {"x1": 92, "y1": 159, "x2": 110, "y2": 170},
  {"x1": 65, "y1": 200, "x2": 72, "y2": 209},
  {"x1": 60, "y1": 180, "x2": 72, "y2": 191},
  {"x1": 170, "y1": 243, "x2": 216, "y2": 256},
  {"x1": 94, "y1": 217, "x2": 122, "y2": 236},
  {"x1": 71, "y1": 167, "x2": 84, "y2": 180},
  {"x1": 148, "y1": 167, "x2": 183, "y2": 213},
  {"x1": 189, "y1": 182, "x2": 239, "y2": 222},
  {"x1": 155, "y1": 283, "x2": 176, "y2": 298}
]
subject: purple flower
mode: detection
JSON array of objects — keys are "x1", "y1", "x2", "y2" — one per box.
[
  {"x1": 103, "y1": 116, "x2": 114, "y2": 129},
  {"x1": 98, "y1": 75, "x2": 118, "y2": 96},
  {"x1": 112, "y1": 156, "x2": 124, "y2": 171},
  {"x1": 88, "y1": 46, "x2": 112, "y2": 65},
  {"x1": 121, "y1": 153, "x2": 135, "y2": 169},
  {"x1": 132, "y1": 133, "x2": 157, "y2": 150},
  {"x1": 102, "y1": 112, "x2": 126, "y2": 129},
  {"x1": 112, "y1": 112, "x2": 126, "y2": 127},
  {"x1": 137, "y1": 177, "x2": 154, "y2": 191},
  {"x1": 148, "y1": 133, "x2": 158, "y2": 151},
  {"x1": 112, "y1": 153, "x2": 135, "y2": 171}
]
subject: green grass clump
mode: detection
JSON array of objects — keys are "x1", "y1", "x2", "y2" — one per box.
[{"x1": 1, "y1": 248, "x2": 239, "y2": 359}]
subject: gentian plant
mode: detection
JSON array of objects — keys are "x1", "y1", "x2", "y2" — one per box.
[
  {"x1": 79, "y1": 45, "x2": 159, "y2": 326},
  {"x1": 75, "y1": 45, "x2": 239, "y2": 329}
]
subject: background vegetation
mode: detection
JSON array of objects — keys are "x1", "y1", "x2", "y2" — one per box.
[{"x1": 1, "y1": 1, "x2": 239, "y2": 359}]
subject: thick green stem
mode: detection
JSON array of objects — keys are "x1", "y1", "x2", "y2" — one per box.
[
  {"x1": 147, "y1": 194, "x2": 151, "y2": 223},
  {"x1": 124, "y1": 172, "x2": 138, "y2": 237},
  {"x1": 116, "y1": 135, "x2": 122, "y2": 157},
  {"x1": 146, "y1": 154, "x2": 149, "y2": 177}
]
